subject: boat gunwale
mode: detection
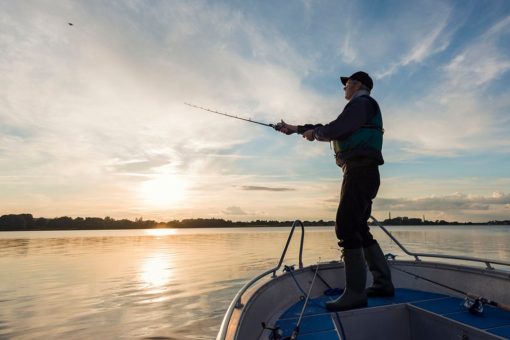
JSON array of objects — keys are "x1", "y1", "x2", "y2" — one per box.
[
  {"x1": 219, "y1": 259, "x2": 510, "y2": 340},
  {"x1": 216, "y1": 219, "x2": 510, "y2": 340}
]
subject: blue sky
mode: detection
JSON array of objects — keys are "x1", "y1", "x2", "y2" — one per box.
[{"x1": 1, "y1": 0, "x2": 510, "y2": 222}]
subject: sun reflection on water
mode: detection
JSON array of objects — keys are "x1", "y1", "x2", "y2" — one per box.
[
  {"x1": 144, "y1": 228, "x2": 177, "y2": 237},
  {"x1": 139, "y1": 254, "x2": 173, "y2": 289}
]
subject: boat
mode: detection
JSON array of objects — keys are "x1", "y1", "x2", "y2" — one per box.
[{"x1": 216, "y1": 217, "x2": 510, "y2": 340}]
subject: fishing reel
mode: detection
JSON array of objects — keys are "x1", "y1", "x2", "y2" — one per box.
[
  {"x1": 464, "y1": 296, "x2": 484, "y2": 315},
  {"x1": 271, "y1": 122, "x2": 284, "y2": 131}
]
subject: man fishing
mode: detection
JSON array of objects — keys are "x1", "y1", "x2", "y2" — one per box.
[{"x1": 278, "y1": 71, "x2": 394, "y2": 311}]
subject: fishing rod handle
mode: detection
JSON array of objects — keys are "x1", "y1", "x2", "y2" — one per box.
[{"x1": 492, "y1": 300, "x2": 510, "y2": 312}]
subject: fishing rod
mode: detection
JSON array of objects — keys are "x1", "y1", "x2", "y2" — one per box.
[
  {"x1": 260, "y1": 262, "x2": 322, "y2": 340},
  {"x1": 391, "y1": 265, "x2": 510, "y2": 315},
  {"x1": 184, "y1": 103, "x2": 283, "y2": 130},
  {"x1": 289, "y1": 259, "x2": 321, "y2": 340}
]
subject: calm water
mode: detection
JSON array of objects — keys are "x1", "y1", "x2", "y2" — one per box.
[{"x1": 1, "y1": 225, "x2": 510, "y2": 339}]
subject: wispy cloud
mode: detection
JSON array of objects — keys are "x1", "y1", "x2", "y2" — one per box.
[
  {"x1": 329, "y1": 1, "x2": 457, "y2": 76},
  {"x1": 336, "y1": 2, "x2": 358, "y2": 65},
  {"x1": 241, "y1": 185, "x2": 295, "y2": 192},
  {"x1": 375, "y1": 5, "x2": 453, "y2": 78},
  {"x1": 444, "y1": 15, "x2": 510, "y2": 88},
  {"x1": 382, "y1": 14, "x2": 510, "y2": 158}
]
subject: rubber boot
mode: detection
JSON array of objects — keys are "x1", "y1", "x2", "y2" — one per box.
[
  {"x1": 364, "y1": 242, "x2": 395, "y2": 297},
  {"x1": 326, "y1": 248, "x2": 368, "y2": 312}
]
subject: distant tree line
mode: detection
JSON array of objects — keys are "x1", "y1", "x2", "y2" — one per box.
[
  {"x1": 0, "y1": 214, "x2": 508, "y2": 231},
  {"x1": 165, "y1": 218, "x2": 335, "y2": 228},
  {"x1": 0, "y1": 214, "x2": 156, "y2": 231},
  {"x1": 0, "y1": 214, "x2": 335, "y2": 231},
  {"x1": 378, "y1": 216, "x2": 510, "y2": 226}
]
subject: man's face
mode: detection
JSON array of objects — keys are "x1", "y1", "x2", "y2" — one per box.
[{"x1": 343, "y1": 79, "x2": 362, "y2": 100}]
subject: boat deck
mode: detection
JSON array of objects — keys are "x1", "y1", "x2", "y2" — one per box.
[{"x1": 274, "y1": 288, "x2": 510, "y2": 339}]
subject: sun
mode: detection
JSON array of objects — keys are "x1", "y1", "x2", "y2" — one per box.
[{"x1": 139, "y1": 174, "x2": 188, "y2": 208}]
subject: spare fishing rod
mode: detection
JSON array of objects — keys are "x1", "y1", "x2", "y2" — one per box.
[
  {"x1": 184, "y1": 103, "x2": 283, "y2": 130},
  {"x1": 288, "y1": 259, "x2": 321, "y2": 340},
  {"x1": 391, "y1": 265, "x2": 510, "y2": 315}
]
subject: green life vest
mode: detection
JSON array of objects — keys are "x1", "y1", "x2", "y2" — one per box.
[{"x1": 331, "y1": 96, "x2": 384, "y2": 160}]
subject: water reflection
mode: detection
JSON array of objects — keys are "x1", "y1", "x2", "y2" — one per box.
[
  {"x1": 0, "y1": 226, "x2": 509, "y2": 339},
  {"x1": 144, "y1": 229, "x2": 177, "y2": 237},
  {"x1": 139, "y1": 253, "x2": 173, "y2": 289}
]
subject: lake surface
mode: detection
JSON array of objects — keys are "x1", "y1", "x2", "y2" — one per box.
[{"x1": 1, "y1": 225, "x2": 510, "y2": 339}]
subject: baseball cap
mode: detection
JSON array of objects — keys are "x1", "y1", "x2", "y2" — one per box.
[{"x1": 340, "y1": 71, "x2": 373, "y2": 90}]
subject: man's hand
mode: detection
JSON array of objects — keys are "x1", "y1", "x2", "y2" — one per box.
[
  {"x1": 303, "y1": 129, "x2": 315, "y2": 141},
  {"x1": 278, "y1": 120, "x2": 297, "y2": 135}
]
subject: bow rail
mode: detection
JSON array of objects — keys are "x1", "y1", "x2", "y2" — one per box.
[
  {"x1": 370, "y1": 216, "x2": 510, "y2": 270},
  {"x1": 216, "y1": 220, "x2": 304, "y2": 340}
]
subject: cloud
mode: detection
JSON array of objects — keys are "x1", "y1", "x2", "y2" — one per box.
[
  {"x1": 0, "y1": 1, "x2": 330, "y2": 217},
  {"x1": 328, "y1": 1, "x2": 456, "y2": 76},
  {"x1": 241, "y1": 185, "x2": 295, "y2": 192},
  {"x1": 382, "y1": 15, "x2": 510, "y2": 158},
  {"x1": 336, "y1": 2, "x2": 358, "y2": 65},
  {"x1": 444, "y1": 15, "x2": 510, "y2": 88},
  {"x1": 222, "y1": 206, "x2": 247, "y2": 215},
  {"x1": 375, "y1": 4, "x2": 453, "y2": 79},
  {"x1": 1, "y1": 1, "x2": 509, "y2": 223},
  {"x1": 384, "y1": 93, "x2": 491, "y2": 157},
  {"x1": 374, "y1": 192, "x2": 510, "y2": 211}
]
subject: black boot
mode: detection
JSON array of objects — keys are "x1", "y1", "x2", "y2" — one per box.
[
  {"x1": 326, "y1": 248, "x2": 368, "y2": 311},
  {"x1": 364, "y1": 242, "x2": 395, "y2": 297}
]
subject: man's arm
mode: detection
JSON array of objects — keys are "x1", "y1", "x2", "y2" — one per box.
[{"x1": 314, "y1": 97, "x2": 375, "y2": 141}]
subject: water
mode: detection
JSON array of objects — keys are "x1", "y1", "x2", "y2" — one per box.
[{"x1": 1, "y1": 225, "x2": 509, "y2": 339}]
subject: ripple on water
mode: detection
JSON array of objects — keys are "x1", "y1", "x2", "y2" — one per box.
[{"x1": 1, "y1": 226, "x2": 509, "y2": 339}]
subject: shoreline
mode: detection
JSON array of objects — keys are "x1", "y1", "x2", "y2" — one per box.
[
  {"x1": 1, "y1": 223, "x2": 509, "y2": 232},
  {"x1": 1, "y1": 213, "x2": 509, "y2": 232}
]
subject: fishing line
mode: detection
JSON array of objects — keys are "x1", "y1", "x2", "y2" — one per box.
[{"x1": 391, "y1": 265, "x2": 467, "y2": 295}]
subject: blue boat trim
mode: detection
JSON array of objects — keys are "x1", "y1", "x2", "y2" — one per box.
[
  {"x1": 276, "y1": 314, "x2": 336, "y2": 336},
  {"x1": 274, "y1": 288, "x2": 510, "y2": 339},
  {"x1": 488, "y1": 325, "x2": 510, "y2": 338},
  {"x1": 295, "y1": 329, "x2": 342, "y2": 340}
]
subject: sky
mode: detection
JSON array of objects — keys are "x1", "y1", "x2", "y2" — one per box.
[{"x1": 1, "y1": 0, "x2": 510, "y2": 223}]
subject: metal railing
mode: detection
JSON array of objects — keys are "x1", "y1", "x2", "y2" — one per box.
[
  {"x1": 370, "y1": 216, "x2": 510, "y2": 270},
  {"x1": 216, "y1": 220, "x2": 305, "y2": 340}
]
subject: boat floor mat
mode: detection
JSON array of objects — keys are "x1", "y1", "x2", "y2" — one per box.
[{"x1": 275, "y1": 288, "x2": 510, "y2": 339}]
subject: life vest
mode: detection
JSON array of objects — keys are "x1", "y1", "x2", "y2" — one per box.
[{"x1": 332, "y1": 95, "x2": 384, "y2": 165}]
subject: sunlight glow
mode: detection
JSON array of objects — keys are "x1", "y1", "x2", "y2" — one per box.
[
  {"x1": 139, "y1": 174, "x2": 188, "y2": 208},
  {"x1": 139, "y1": 254, "x2": 173, "y2": 288},
  {"x1": 145, "y1": 228, "x2": 177, "y2": 236}
]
